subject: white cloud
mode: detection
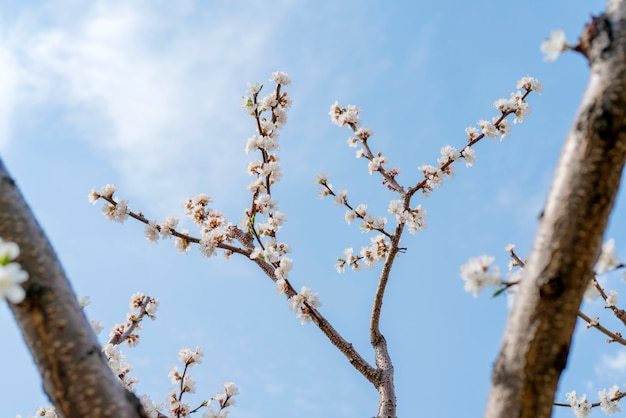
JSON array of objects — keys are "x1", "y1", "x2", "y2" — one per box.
[
  {"x1": 1, "y1": 0, "x2": 297, "y2": 209},
  {"x1": 596, "y1": 348, "x2": 626, "y2": 378},
  {"x1": 0, "y1": 35, "x2": 19, "y2": 150}
]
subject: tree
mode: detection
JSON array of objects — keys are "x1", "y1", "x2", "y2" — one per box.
[
  {"x1": 486, "y1": 2, "x2": 626, "y2": 417},
  {"x1": 1, "y1": 0, "x2": 620, "y2": 418}
]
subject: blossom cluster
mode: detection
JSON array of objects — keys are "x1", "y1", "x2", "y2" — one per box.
[
  {"x1": 15, "y1": 406, "x2": 57, "y2": 418},
  {"x1": 336, "y1": 234, "x2": 391, "y2": 273},
  {"x1": 0, "y1": 238, "x2": 28, "y2": 304},
  {"x1": 164, "y1": 347, "x2": 202, "y2": 416},
  {"x1": 566, "y1": 385, "x2": 622, "y2": 418},
  {"x1": 134, "y1": 346, "x2": 238, "y2": 418},
  {"x1": 388, "y1": 200, "x2": 426, "y2": 235},
  {"x1": 240, "y1": 72, "x2": 318, "y2": 312},
  {"x1": 108, "y1": 292, "x2": 159, "y2": 347},
  {"x1": 21, "y1": 296, "x2": 237, "y2": 418},
  {"x1": 422, "y1": 77, "x2": 540, "y2": 197},
  {"x1": 288, "y1": 286, "x2": 322, "y2": 324},
  {"x1": 103, "y1": 343, "x2": 137, "y2": 390},
  {"x1": 541, "y1": 30, "x2": 568, "y2": 62},
  {"x1": 315, "y1": 173, "x2": 395, "y2": 272},
  {"x1": 89, "y1": 184, "x2": 129, "y2": 223},
  {"x1": 328, "y1": 102, "x2": 401, "y2": 189},
  {"x1": 326, "y1": 78, "x2": 541, "y2": 275},
  {"x1": 77, "y1": 295, "x2": 104, "y2": 335},
  {"x1": 89, "y1": 73, "x2": 326, "y2": 325},
  {"x1": 239, "y1": 72, "x2": 291, "y2": 239},
  {"x1": 459, "y1": 255, "x2": 503, "y2": 297}
]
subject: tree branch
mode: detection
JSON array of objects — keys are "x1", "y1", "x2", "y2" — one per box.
[
  {"x1": 0, "y1": 159, "x2": 147, "y2": 417},
  {"x1": 485, "y1": 5, "x2": 626, "y2": 417}
]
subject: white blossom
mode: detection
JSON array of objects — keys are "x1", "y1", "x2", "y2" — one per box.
[
  {"x1": 0, "y1": 239, "x2": 28, "y2": 304},
  {"x1": 583, "y1": 279, "x2": 600, "y2": 302},
  {"x1": 437, "y1": 145, "x2": 460, "y2": 165},
  {"x1": 140, "y1": 395, "x2": 164, "y2": 418},
  {"x1": 275, "y1": 278, "x2": 288, "y2": 295},
  {"x1": 160, "y1": 216, "x2": 179, "y2": 238},
  {"x1": 496, "y1": 119, "x2": 510, "y2": 139},
  {"x1": 598, "y1": 385, "x2": 621, "y2": 415},
  {"x1": 596, "y1": 238, "x2": 621, "y2": 274},
  {"x1": 102, "y1": 199, "x2": 129, "y2": 223},
  {"x1": 245, "y1": 82, "x2": 262, "y2": 95},
  {"x1": 513, "y1": 100, "x2": 530, "y2": 124},
  {"x1": 99, "y1": 183, "x2": 117, "y2": 198},
  {"x1": 566, "y1": 391, "x2": 591, "y2": 418},
  {"x1": 144, "y1": 221, "x2": 159, "y2": 243},
  {"x1": 32, "y1": 406, "x2": 57, "y2": 418},
  {"x1": 334, "y1": 189, "x2": 348, "y2": 206},
  {"x1": 368, "y1": 155, "x2": 387, "y2": 174},
  {"x1": 541, "y1": 30, "x2": 567, "y2": 62},
  {"x1": 274, "y1": 257, "x2": 293, "y2": 280},
  {"x1": 478, "y1": 119, "x2": 498, "y2": 139},
  {"x1": 288, "y1": 286, "x2": 322, "y2": 324},
  {"x1": 329, "y1": 102, "x2": 360, "y2": 127},
  {"x1": 461, "y1": 148, "x2": 476, "y2": 167},
  {"x1": 516, "y1": 76, "x2": 543, "y2": 94},
  {"x1": 90, "y1": 319, "x2": 104, "y2": 335},
  {"x1": 178, "y1": 346, "x2": 203, "y2": 366},
  {"x1": 460, "y1": 255, "x2": 502, "y2": 297},
  {"x1": 175, "y1": 230, "x2": 191, "y2": 253},
  {"x1": 87, "y1": 188, "x2": 99, "y2": 204},
  {"x1": 270, "y1": 71, "x2": 291, "y2": 86},
  {"x1": 465, "y1": 126, "x2": 479, "y2": 141},
  {"x1": 77, "y1": 295, "x2": 91, "y2": 308}
]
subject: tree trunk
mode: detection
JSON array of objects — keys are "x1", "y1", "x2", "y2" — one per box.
[
  {"x1": 485, "y1": 2, "x2": 626, "y2": 417},
  {"x1": 0, "y1": 159, "x2": 146, "y2": 418}
]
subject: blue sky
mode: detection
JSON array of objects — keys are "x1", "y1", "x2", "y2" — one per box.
[{"x1": 0, "y1": 1, "x2": 622, "y2": 417}]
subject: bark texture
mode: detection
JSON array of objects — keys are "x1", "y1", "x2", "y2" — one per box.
[
  {"x1": 0, "y1": 159, "x2": 146, "y2": 418},
  {"x1": 485, "y1": 2, "x2": 626, "y2": 417}
]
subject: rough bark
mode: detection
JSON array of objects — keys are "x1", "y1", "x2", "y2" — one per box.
[
  {"x1": 0, "y1": 159, "x2": 146, "y2": 418},
  {"x1": 485, "y1": 2, "x2": 626, "y2": 417}
]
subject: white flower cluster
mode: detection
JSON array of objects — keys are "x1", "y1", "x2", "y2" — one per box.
[
  {"x1": 0, "y1": 238, "x2": 28, "y2": 304},
  {"x1": 241, "y1": 72, "x2": 291, "y2": 230},
  {"x1": 141, "y1": 346, "x2": 238, "y2": 418},
  {"x1": 336, "y1": 234, "x2": 391, "y2": 273},
  {"x1": 133, "y1": 345, "x2": 239, "y2": 418},
  {"x1": 103, "y1": 343, "x2": 137, "y2": 390},
  {"x1": 329, "y1": 101, "x2": 360, "y2": 128},
  {"x1": 182, "y1": 194, "x2": 232, "y2": 257},
  {"x1": 288, "y1": 286, "x2": 322, "y2": 324},
  {"x1": 77, "y1": 295, "x2": 105, "y2": 334},
  {"x1": 108, "y1": 292, "x2": 159, "y2": 347},
  {"x1": 15, "y1": 405, "x2": 57, "y2": 418},
  {"x1": 332, "y1": 191, "x2": 387, "y2": 233},
  {"x1": 140, "y1": 395, "x2": 165, "y2": 418},
  {"x1": 89, "y1": 184, "x2": 130, "y2": 223},
  {"x1": 566, "y1": 391, "x2": 592, "y2": 418},
  {"x1": 598, "y1": 385, "x2": 622, "y2": 415},
  {"x1": 24, "y1": 290, "x2": 237, "y2": 418},
  {"x1": 239, "y1": 73, "x2": 303, "y2": 307},
  {"x1": 329, "y1": 102, "x2": 402, "y2": 183},
  {"x1": 596, "y1": 238, "x2": 622, "y2": 274},
  {"x1": 566, "y1": 386, "x2": 622, "y2": 418},
  {"x1": 388, "y1": 200, "x2": 426, "y2": 235},
  {"x1": 541, "y1": 30, "x2": 567, "y2": 62},
  {"x1": 460, "y1": 255, "x2": 502, "y2": 297},
  {"x1": 206, "y1": 382, "x2": 239, "y2": 418},
  {"x1": 316, "y1": 170, "x2": 395, "y2": 273},
  {"x1": 165, "y1": 347, "x2": 204, "y2": 416}
]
